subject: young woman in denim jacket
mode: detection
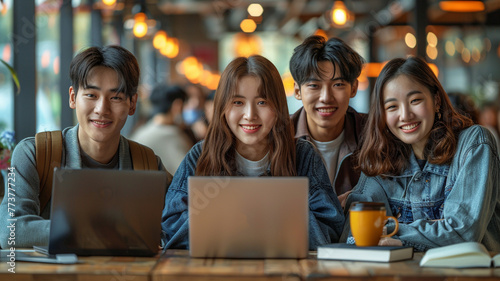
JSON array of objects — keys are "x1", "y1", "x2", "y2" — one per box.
[
  {"x1": 162, "y1": 55, "x2": 345, "y2": 250},
  {"x1": 342, "y1": 57, "x2": 500, "y2": 252}
]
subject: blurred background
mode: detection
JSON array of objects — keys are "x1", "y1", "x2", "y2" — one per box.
[{"x1": 1, "y1": 0, "x2": 500, "y2": 141}]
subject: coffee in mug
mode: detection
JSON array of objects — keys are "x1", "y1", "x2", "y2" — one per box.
[{"x1": 349, "y1": 202, "x2": 399, "y2": 247}]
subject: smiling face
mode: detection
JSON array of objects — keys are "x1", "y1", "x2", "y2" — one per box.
[
  {"x1": 69, "y1": 66, "x2": 137, "y2": 151},
  {"x1": 383, "y1": 74, "x2": 439, "y2": 159},
  {"x1": 225, "y1": 75, "x2": 276, "y2": 160},
  {"x1": 294, "y1": 61, "x2": 358, "y2": 142}
]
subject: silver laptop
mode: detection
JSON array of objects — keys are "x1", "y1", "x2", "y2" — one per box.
[
  {"x1": 188, "y1": 177, "x2": 309, "y2": 258},
  {"x1": 48, "y1": 168, "x2": 168, "y2": 256}
]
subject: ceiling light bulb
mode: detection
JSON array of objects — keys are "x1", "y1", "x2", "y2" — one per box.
[
  {"x1": 248, "y1": 3, "x2": 264, "y2": 17},
  {"x1": 102, "y1": 0, "x2": 116, "y2": 6}
]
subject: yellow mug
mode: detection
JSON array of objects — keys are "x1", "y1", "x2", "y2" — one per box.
[{"x1": 349, "y1": 202, "x2": 399, "y2": 247}]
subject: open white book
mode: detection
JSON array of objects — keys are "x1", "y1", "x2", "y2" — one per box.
[{"x1": 420, "y1": 242, "x2": 500, "y2": 268}]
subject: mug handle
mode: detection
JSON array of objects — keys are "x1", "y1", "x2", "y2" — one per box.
[{"x1": 381, "y1": 216, "x2": 399, "y2": 238}]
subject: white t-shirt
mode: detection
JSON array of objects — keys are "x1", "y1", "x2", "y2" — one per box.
[
  {"x1": 235, "y1": 151, "x2": 269, "y2": 176},
  {"x1": 311, "y1": 130, "x2": 345, "y2": 185}
]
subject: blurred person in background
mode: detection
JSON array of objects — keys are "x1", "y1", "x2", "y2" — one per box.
[
  {"x1": 183, "y1": 84, "x2": 208, "y2": 141},
  {"x1": 479, "y1": 105, "x2": 500, "y2": 150},
  {"x1": 130, "y1": 84, "x2": 194, "y2": 175},
  {"x1": 204, "y1": 90, "x2": 216, "y2": 124},
  {"x1": 447, "y1": 92, "x2": 479, "y2": 123}
]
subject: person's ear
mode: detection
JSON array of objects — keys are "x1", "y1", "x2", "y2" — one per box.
[
  {"x1": 350, "y1": 80, "x2": 359, "y2": 98},
  {"x1": 129, "y1": 93, "x2": 138, "y2": 115},
  {"x1": 69, "y1": 86, "x2": 76, "y2": 109},
  {"x1": 294, "y1": 82, "x2": 302, "y2": 100}
]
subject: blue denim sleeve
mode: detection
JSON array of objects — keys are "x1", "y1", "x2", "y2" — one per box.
[
  {"x1": 397, "y1": 128, "x2": 500, "y2": 251},
  {"x1": 161, "y1": 142, "x2": 203, "y2": 249},
  {"x1": 295, "y1": 139, "x2": 345, "y2": 250}
]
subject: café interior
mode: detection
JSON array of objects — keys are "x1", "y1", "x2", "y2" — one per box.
[
  {"x1": 1, "y1": 0, "x2": 500, "y2": 140},
  {"x1": 0, "y1": 0, "x2": 500, "y2": 280}
]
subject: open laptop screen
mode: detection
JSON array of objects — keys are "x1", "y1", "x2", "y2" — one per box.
[
  {"x1": 48, "y1": 168, "x2": 168, "y2": 256},
  {"x1": 188, "y1": 176, "x2": 309, "y2": 259}
]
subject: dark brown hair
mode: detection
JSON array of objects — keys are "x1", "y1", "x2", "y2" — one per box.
[
  {"x1": 195, "y1": 55, "x2": 296, "y2": 176},
  {"x1": 358, "y1": 56, "x2": 473, "y2": 176},
  {"x1": 70, "y1": 45, "x2": 139, "y2": 100},
  {"x1": 289, "y1": 35, "x2": 365, "y2": 86}
]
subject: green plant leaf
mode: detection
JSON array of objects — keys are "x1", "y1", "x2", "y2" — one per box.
[{"x1": 0, "y1": 59, "x2": 20, "y2": 94}]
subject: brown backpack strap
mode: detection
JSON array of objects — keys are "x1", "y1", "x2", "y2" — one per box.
[
  {"x1": 35, "y1": 131, "x2": 63, "y2": 213},
  {"x1": 128, "y1": 140, "x2": 157, "y2": 170}
]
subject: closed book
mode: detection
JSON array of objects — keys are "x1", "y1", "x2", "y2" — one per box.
[
  {"x1": 420, "y1": 242, "x2": 500, "y2": 268},
  {"x1": 317, "y1": 243, "x2": 414, "y2": 262}
]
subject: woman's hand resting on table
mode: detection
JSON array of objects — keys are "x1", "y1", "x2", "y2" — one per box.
[{"x1": 378, "y1": 237, "x2": 403, "y2": 246}]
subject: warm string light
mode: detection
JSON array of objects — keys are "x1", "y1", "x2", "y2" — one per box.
[
  {"x1": 240, "y1": 3, "x2": 264, "y2": 34},
  {"x1": 233, "y1": 33, "x2": 262, "y2": 57},
  {"x1": 153, "y1": 30, "x2": 179, "y2": 59},
  {"x1": 405, "y1": 33, "x2": 417, "y2": 48},
  {"x1": 439, "y1": 1, "x2": 485, "y2": 12},
  {"x1": 176, "y1": 57, "x2": 220, "y2": 90},
  {"x1": 130, "y1": 0, "x2": 156, "y2": 39},
  {"x1": 362, "y1": 62, "x2": 438, "y2": 78},
  {"x1": 247, "y1": 3, "x2": 263, "y2": 17},
  {"x1": 153, "y1": 31, "x2": 168, "y2": 49},
  {"x1": 102, "y1": 0, "x2": 116, "y2": 6},
  {"x1": 163, "y1": 38, "x2": 179, "y2": 58},
  {"x1": 240, "y1": 19, "x2": 257, "y2": 33},
  {"x1": 404, "y1": 31, "x2": 439, "y2": 60},
  {"x1": 426, "y1": 32, "x2": 438, "y2": 60},
  {"x1": 133, "y1": 12, "x2": 148, "y2": 38},
  {"x1": 444, "y1": 35, "x2": 490, "y2": 63},
  {"x1": 329, "y1": 1, "x2": 354, "y2": 27},
  {"x1": 333, "y1": 8, "x2": 347, "y2": 25},
  {"x1": 427, "y1": 32, "x2": 438, "y2": 47}
]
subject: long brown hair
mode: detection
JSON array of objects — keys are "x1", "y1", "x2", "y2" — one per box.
[
  {"x1": 196, "y1": 55, "x2": 296, "y2": 176},
  {"x1": 358, "y1": 56, "x2": 473, "y2": 176}
]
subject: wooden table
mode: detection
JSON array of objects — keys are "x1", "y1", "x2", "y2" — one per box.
[
  {"x1": 152, "y1": 250, "x2": 500, "y2": 281},
  {"x1": 1, "y1": 250, "x2": 500, "y2": 280},
  {"x1": 153, "y1": 250, "x2": 303, "y2": 281},
  {"x1": 0, "y1": 253, "x2": 159, "y2": 281}
]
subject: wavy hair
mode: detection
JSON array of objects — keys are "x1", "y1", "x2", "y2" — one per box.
[
  {"x1": 196, "y1": 55, "x2": 296, "y2": 176},
  {"x1": 358, "y1": 56, "x2": 473, "y2": 176}
]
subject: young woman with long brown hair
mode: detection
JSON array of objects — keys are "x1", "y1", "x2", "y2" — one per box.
[
  {"x1": 161, "y1": 55, "x2": 344, "y2": 250},
  {"x1": 342, "y1": 56, "x2": 500, "y2": 252}
]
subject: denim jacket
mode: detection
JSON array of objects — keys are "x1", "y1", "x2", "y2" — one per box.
[
  {"x1": 341, "y1": 125, "x2": 500, "y2": 252},
  {"x1": 161, "y1": 138, "x2": 345, "y2": 250}
]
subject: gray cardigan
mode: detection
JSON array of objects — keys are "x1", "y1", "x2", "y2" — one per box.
[{"x1": 0, "y1": 125, "x2": 169, "y2": 248}]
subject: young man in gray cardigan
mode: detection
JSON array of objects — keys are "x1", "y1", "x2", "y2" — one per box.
[
  {"x1": 0, "y1": 46, "x2": 171, "y2": 248},
  {"x1": 289, "y1": 36, "x2": 366, "y2": 208}
]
